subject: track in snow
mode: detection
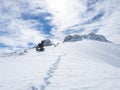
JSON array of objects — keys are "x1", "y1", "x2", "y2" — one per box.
[{"x1": 30, "y1": 54, "x2": 66, "y2": 90}]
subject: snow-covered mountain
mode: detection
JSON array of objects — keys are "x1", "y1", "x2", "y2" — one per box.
[
  {"x1": 0, "y1": 40, "x2": 120, "y2": 90},
  {"x1": 63, "y1": 33, "x2": 109, "y2": 42}
]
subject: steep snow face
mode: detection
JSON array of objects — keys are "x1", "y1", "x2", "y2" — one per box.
[
  {"x1": 0, "y1": 41, "x2": 120, "y2": 90},
  {"x1": 63, "y1": 33, "x2": 109, "y2": 42}
]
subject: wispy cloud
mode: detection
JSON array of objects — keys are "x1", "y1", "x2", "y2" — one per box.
[
  {"x1": 44, "y1": 0, "x2": 87, "y2": 39},
  {"x1": 0, "y1": 0, "x2": 50, "y2": 48}
]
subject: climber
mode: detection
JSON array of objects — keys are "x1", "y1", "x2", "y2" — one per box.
[{"x1": 36, "y1": 40, "x2": 45, "y2": 52}]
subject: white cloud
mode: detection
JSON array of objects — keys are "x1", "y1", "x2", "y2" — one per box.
[
  {"x1": 0, "y1": 0, "x2": 47, "y2": 47},
  {"x1": 98, "y1": 10, "x2": 120, "y2": 43},
  {"x1": 45, "y1": 0, "x2": 85, "y2": 25},
  {"x1": 0, "y1": 19, "x2": 45, "y2": 47},
  {"x1": 43, "y1": 0, "x2": 86, "y2": 38}
]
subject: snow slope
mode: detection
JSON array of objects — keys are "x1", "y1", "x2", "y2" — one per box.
[{"x1": 0, "y1": 40, "x2": 120, "y2": 90}]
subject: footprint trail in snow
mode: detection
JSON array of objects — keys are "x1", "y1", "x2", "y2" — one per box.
[{"x1": 31, "y1": 54, "x2": 66, "y2": 90}]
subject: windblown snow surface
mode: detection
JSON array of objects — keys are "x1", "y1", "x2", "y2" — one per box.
[{"x1": 0, "y1": 40, "x2": 120, "y2": 90}]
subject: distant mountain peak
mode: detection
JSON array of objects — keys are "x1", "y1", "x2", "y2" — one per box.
[{"x1": 63, "y1": 33, "x2": 110, "y2": 42}]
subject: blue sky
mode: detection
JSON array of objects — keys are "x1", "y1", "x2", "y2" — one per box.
[
  {"x1": 0, "y1": 0, "x2": 54, "y2": 48},
  {"x1": 21, "y1": 12, "x2": 53, "y2": 35},
  {"x1": 0, "y1": 0, "x2": 120, "y2": 49}
]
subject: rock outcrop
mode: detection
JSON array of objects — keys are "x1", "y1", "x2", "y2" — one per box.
[{"x1": 63, "y1": 33, "x2": 109, "y2": 42}]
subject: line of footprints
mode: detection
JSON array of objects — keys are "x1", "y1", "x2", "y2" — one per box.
[{"x1": 31, "y1": 54, "x2": 65, "y2": 90}]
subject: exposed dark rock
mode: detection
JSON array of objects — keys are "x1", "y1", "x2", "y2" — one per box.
[
  {"x1": 42, "y1": 39, "x2": 52, "y2": 46},
  {"x1": 63, "y1": 33, "x2": 110, "y2": 42},
  {"x1": 63, "y1": 35, "x2": 73, "y2": 42},
  {"x1": 87, "y1": 33, "x2": 109, "y2": 42}
]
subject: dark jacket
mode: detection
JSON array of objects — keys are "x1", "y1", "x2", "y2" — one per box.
[{"x1": 38, "y1": 41, "x2": 44, "y2": 48}]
